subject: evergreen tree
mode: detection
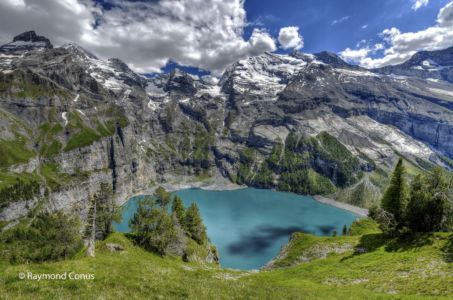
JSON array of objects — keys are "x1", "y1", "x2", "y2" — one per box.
[
  {"x1": 85, "y1": 183, "x2": 121, "y2": 256},
  {"x1": 405, "y1": 175, "x2": 428, "y2": 231},
  {"x1": 0, "y1": 211, "x2": 83, "y2": 264},
  {"x1": 154, "y1": 186, "x2": 171, "y2": 208},
  {"x1": 406, "y1": 167, "x2": 452, "y2": 232},
  {"x1": 130, "y1": 196, "x2": 177, "y2": 255},
  {"x1": 185, "y1": 203, "x2": 207, "y2": 245},
  {"x1": 171, "y1": 195, "x2": 186, "y2": 226},
  {"x1": 342, "y1": 225, "x2": 348, "y2": 236},
  {"x1": 380, "y1": 159, "x2": 409, "y2": 224},
  {"x1": 332, "y1": 230, "x2": 337, "y2": 237}
]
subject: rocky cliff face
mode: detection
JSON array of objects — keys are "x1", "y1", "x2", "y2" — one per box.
[
  {"x1": 374, "y1": 46, "x2": 453, "y2": 84},
  {"x1": 1, "y1": 31, "x2": 453, "y2": 223}
]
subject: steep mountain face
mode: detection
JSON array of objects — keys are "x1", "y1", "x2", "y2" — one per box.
[
  {"x1": 1, "y1": 31, "x2": 453, "y2": 224},
  {"x1": 375, "y1": 46, "x2": 453, "y2": 83},
  {"x1": 0, "y1": 31, "x2": 53, "y2": 54}
]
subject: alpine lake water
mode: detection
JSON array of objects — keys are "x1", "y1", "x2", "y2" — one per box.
[{"x1": 113, "y1": 188, "x2": 359, "y2": 270}]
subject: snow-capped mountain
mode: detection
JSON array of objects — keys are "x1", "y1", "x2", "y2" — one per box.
[
  {"x1": 1, "y1": 31, "x2": 453, "y2": 222},
  {"x1": 375, "y1": 46, "x2": 453, "y2": 83}
]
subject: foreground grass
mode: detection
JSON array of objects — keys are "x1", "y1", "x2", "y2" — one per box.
[{"x1": 0, "y1": 226, "x2": 452, "y2": 299}]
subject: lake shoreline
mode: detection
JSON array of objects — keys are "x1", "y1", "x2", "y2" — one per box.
[
  {"x1": 126, "y1": 176, "x2": 245, "y2": 203},
  {"x1": 126, "y1": 176, "x2": 369, "y2": 217},
  {"x1": 313, "y1": 195, "x2": 369, "y2": 217}
]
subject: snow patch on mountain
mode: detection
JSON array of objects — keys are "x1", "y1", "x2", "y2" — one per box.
[
  {"x1": 428, "y1": 87, "x2": 453, "y2": 99},
  {"x1": 224, "y1": 53, "x2": 308, "y2": 100},
  {"x1": 299, "y1": 113, "x2": 434, "y2": 162}
]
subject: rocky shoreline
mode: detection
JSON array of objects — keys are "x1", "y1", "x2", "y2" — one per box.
[{"x1": 313, "y1": 195, "x2": 369, "y2": 217}]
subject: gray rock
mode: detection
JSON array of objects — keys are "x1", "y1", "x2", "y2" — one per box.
[{"x1": 106, "y1": 243, "x2": 124, "y2": 252}]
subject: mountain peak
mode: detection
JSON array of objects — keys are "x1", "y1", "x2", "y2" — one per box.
[
  {"x1": 314, "y1": 51, "x2": 355, "y2": 68},
  {"x1": 0, "y1": 30, "x2": 53, "y2": 53},
  {"x1": 373, "y1": 46, "x2": 453, "y2": 83},
  {"x1": 61, "y1": 42, "x2": 97, "y2": 60}
]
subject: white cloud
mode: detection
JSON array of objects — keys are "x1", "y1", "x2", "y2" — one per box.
[
  {"x1": 361, "y1": 24, "x2": 368, "y2": 29},
  {"x1": 331, "y1": 16, "x2": 350, "y2": 25},
  {"x1": 438, "y1": 1, "x2": 453, "y2": 25},
  {"x1": 412, "y1": 0, "x2": 429, "y2": 11},
  {"x1": 0, "y1": 0, "x2": 277, "y2": 75},
  {"x1": 339, "y1": 43, "x2": 386, "y2": 65},
  {"x1": 4, "y1": 0, "x2": 25, "y2": 7},
  {"x1": 339, "y1": 48, "x2": 370, "y2": 62},
  {"x1": 340, "y1": 1, "x2": 453, "y2": 68},
  {"x1": 278, "y1": 26, "x2": 304, "y2": 50}
]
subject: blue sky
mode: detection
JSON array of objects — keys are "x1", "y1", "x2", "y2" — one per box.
[
  {"x1": 1, "y1": 0, "x2": 453, "y2": 75},
  {"x1": 245, "y1": 0, "x2": 448, "y2": 54},
  {"x1": 160, "y1": 0, "x2": 452, "y2": 75}
]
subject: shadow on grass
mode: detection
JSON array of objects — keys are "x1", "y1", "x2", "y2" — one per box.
[
  {"x1": 340, "y1": 232, "x2": 434, "y2": 261},
  {"x1": 442, "y1": 233, "x2": 453, "y2": 263},
  {"x1": 384, "y1": 232, "x2": 434, "y2": 252}
]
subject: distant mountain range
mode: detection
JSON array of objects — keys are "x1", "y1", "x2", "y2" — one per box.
[{"x1": 1, "y1": 31, "x2": 453, "y2": 223}]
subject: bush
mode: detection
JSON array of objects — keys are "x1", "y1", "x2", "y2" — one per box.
[{"x1": 0, "y1": 212, "x2": 83, "y2": 264}]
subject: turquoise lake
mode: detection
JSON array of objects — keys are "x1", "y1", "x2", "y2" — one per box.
[{"x1": 113, "y1": 188, "x2": 359, "y2": 270}]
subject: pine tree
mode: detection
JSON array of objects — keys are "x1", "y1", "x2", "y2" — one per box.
[
  {"x1": 406, "y1": 167, "x2": 452, "y2": 232},
  {"x1": 171, "y1": 195, "x2": 186, "y2": 226},
  {"x1": 405, "y1": 174, "x2": 427, "y2": 231},
  {"x1": 185, "y1": 202, "x2": 207, "y2": 245},
  {"x1": 381, "y1": 159, "x2": 409, "y2": 224},
  {"x1": 130, "y1": 197, "x2": 177, "y2": 255},
  {"x1": 154, "y1": 186, "x2": 171, "y2": 208},
  {"x1": 85, "y1": 183, "x2": 121, "y2": 257},
  {"x1": 342, "y1": 225, "x2": 348, "y2": 236}
]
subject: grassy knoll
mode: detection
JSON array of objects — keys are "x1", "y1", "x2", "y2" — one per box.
[{"x1": 0, "y1": 219, "x2": 452, "y2": 299}]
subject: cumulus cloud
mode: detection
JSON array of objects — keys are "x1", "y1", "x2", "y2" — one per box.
[
  {"x1": 339, "y1": 43, "x2": 384, "y2": 63},
  {"x1": 0, "y1": 0, "x2": 278, "y2": 75},
  {"x1": 340, "y1": 48, "x2": 370, "y2": 62},
  {"x1": 278, "y1": 26, "x2": 304, "y2": 50},
  {"x1": 339, "y1": 1, "x2": 453, "y2": 68},
  {"x1": 412, "y1": 0, "x2": 429, "y2": 11}
]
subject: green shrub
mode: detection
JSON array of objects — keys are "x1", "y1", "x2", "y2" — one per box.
[
  {"x1": 0, "y1": 178, "x2": 40, "y2": 209},
  {"x1": 0, "y1": 212, "x2": 83, "y2": 264}
]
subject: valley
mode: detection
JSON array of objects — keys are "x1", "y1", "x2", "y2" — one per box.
[{"x1": 0, "y1": 29, "x2": 452, "y2": 299}]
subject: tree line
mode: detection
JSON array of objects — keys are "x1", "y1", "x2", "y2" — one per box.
[
  {"x1": 0, "y1": 178, "x2": 40, "y2": 209},
  {"x1": 370, "y1": 159, "x2": 453, "y2": 235},
  {"x1": 130, "y1": 186, "x2": 207, "y2": 255}
]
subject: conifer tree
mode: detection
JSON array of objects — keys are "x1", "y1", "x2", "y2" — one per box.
[
  {"x1": 185, "y1": 202, "x2": 207, "y2": 245},
  {"x1": 154, "y1": 186, "x2": 171, "y2": 208},
  {"x1": 130, "y1": 196, "x2": 177, "y2": 255},
  {"x1": 85, "y1": 183, "x2": 121, "y2": 257},
  {"x1": 406, "y1": 167, "x2": 452, "y2": 232},
  {"x1": 381, "y1": 159, "x2": 409, "y2": 224},
  {"x1": 342, "y1": 224, "x2": 348, "y2": 236},
  {"x1": 171, "y1": 195, "x2": 186, "y2": 226}
]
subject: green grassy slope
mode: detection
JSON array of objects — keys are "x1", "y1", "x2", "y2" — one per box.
[{"x1": 1, "y1": 220, "x2": 452, "y2": 299}]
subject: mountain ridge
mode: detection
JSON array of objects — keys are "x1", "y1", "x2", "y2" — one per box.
[{"x1": 1, "y1": 31, "x2": 453, "y2": 225}]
